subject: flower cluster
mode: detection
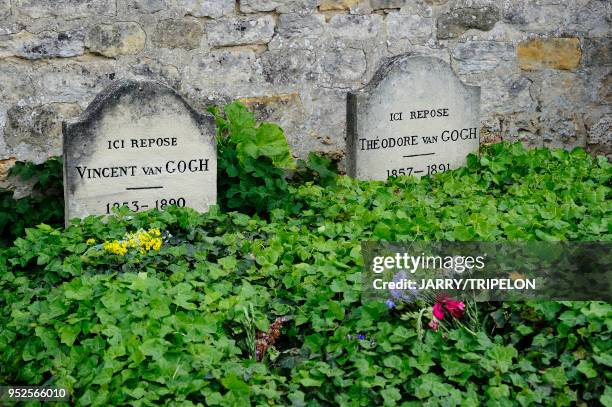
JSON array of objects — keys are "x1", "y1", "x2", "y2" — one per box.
[
  {"x1": 347, "y1": 333, "x2": 377, "y2": 346},
  {"x1": 102, "y1": 228, "x2": 163, "y2": 256},
  {"x1": 429, "y1": 294, "x2": 465, "y2": 331},
  {"x1": 255, "y1": 317, "x2": 285, "y2": 362}
]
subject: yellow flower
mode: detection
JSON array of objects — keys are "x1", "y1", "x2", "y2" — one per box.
[
  {"x1": 102, "y1": 228, "x2": 163, "y2": 256},
  {"x1": 86, "y1": 238, "x2": 96, "y2": 245}
]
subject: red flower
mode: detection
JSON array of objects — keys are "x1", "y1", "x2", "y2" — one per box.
[
  {"x1": 433, "y1": 302, "x2": 445, "y2": 320},
  {"x1": 431, "y1": 295, "x2": 465, "y2": 322},
  {"x1": 444, "y1": 299, "x2": 465, "y2": 318}
]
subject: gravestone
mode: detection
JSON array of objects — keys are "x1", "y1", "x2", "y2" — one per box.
[
  {"x1": 347, "y1": 55, "x2": 480, "y2": 180},
  {"x1": 63, "y1": 80, "x2": 216, "y2": 222}
]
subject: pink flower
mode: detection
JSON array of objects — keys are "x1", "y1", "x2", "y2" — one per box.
[
  {"x1": 433, "y1": 302, "x2": 445, "y2": 320},
  {"x1": 431, "y1": 295, "x2": 465, "y2": 321},
  {"x1": 428, "y1": 319, "x2": 439, "y2": 331},
  {"x1": 444, "y1": 299, "x2": 465, "y2": 318}
]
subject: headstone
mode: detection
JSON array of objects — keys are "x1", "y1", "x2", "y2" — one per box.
[
  {"x1": 63, "y1": 80, "x2": 216, "y2": 222},
  {"x1": 347, "y1": 55, "x2": 480, "y2": 180}
]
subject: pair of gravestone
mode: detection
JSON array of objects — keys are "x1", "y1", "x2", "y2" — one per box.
[{"x1": 63, "y1": 56, "x2": 480, "y2": 222}]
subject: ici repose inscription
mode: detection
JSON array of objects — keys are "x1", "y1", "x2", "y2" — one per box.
[
  {"x1": 63, "y1": 80, "x2": 217, "y2": 222},
  {"x1": 347, "y1": 55, "x2": 480, "y2": 180}
]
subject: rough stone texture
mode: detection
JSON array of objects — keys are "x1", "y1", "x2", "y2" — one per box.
[
  {"x1": 207, "y1": 15, "x2": 275, "y2": 47},
  {"x1": 85, "y1": 23, "x2": 146, "y2": 58},
  {"x1": 14, "y1": 0, "x2": 116, "y2": 18},
  {"x1": 3, "y1": 103, "x2": 82, "y2": 163},
  {"x1": 129, "y1": 0, "x2": 167, "y2": 13},
  {"x1": 370, "y1": 0, "x2": 406, "y2": 10},
  {"x1": 0, "y1": 30, "x2": 85, "y2": 59},
  {"x1": 179, "y1": 0, "x2": 234, "y2": 18},
  {"x1": 153, "y1": 19, "x2": 203, "y2": 50},
  {"x1": 582, "y1": 37, "x2": 611, "y2": 67},
  {"x1": 240, "y1": 0, "x2": 317, "y2": 14},
  {"x1": 437, "y1": 6, "x2": 499, "y2": 39},
  {"x1": 239, "y1": 93, "x2": 307, "y2": 156},
  {"x1": 517, "y1": 38, "x2": 582, "y2": 71},
  {"x1": 0, "y1": 157, "x2": 16, "y2": 182},
  {"x1": 0, "y1": 0, "x2": 610, "y2": 184},
  {"x1": 319, "y1": 0, "x2": 360, "y2": 11},
  {"x1": 0, "y1": 0, "x2": 10, "y2": 19},
  {"x1": 588, "y1": 115, "x2": 611, "y2": 154},
  {"x1": 386, "y1": 12, "x2": 433, "y2": 49}
]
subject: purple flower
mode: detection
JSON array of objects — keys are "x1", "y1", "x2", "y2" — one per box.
[
  {"x1": 356, "y1": 333, "x2": 366, "y2": 340},
  {"x1": 390, "y1": 271, "x2": 419, "y2": 302},
  {"x1": 385, "y1": 299, "x2": 396, "y2": 309}
]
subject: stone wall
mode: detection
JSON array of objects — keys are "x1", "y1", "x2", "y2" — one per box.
[{"x1": 1, "y1": 0, "x2": 610, "y2": 182}]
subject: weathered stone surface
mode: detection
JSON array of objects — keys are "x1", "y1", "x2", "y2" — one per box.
[
  {"x1": 582, "y1": 37, "x2": 611, "y2": 67},
  {"x1": 240, "y1": 0, "x2": 317, "y2": 13},
  {"x1": 130, "y1": 58, "x2": 182, "y2": 89},
  {"x1": 587, "y1": 115, "x2": 611, "y2": 155},
  {"x1": 129, "y1": 0, "x2": 167, "y2": 13},
  {"x1": 261, "y1": 49, "x2": 318, "y2": 85},
  {"x1": 517, "y1": 38, "x2": 581, "y2": 71},
  {"x1": 0, "y1": 157, "x2": 16, "y2": 183},
  {"x1": 239, "y1": 0, "x2": 279, "y2": 12},
  {"x1": 328, "y1": 14, "x2": 384, "y2": 41},
  {"x1": 63, "y1": 80, "x2": 217, "y2": 221},
  {"x1": 322, "y1": 47, "x2": 367, "y2": 82},
  {"x1": 184, "y1": 48, "x2": 261, "y2": 94},
  {"x1": 370, "y1": 0, "x2": 405, "y2": 10},
  {"x1": 207, "y1": 16, "x2": 275, "y2": 47},
  {"x1": 14, "y1": 0, "x2": 116, "y2": 18},
  {"x1": 0, "y1": 30, "x2": 85, "y2": 60},
  {"x1": 319, "y1": 0, "x2": 360, "y2": 11},
  {"x1": 178, "y1": 0, "x2": 234, "y2": 18},
  {"x1": 0, "y1": 0, "x2": 10, "y2": 19},
  {"x1": 347, "y1": 55, "x2": 480, "y2": 180},
  {"x1": 3, "y1": 103, "x2": 82, "y2": 163},
  {"x1": 451, "y1": 41, "x2": 515, "y2": 76},
  {"x1": 153, "y1": 19, "x2": 203, "y2": 50},
  {"x1": 437, "y1": 6, "x2": 499, "y2": 39},
  {"x1": 302, "y1": 88, "x2": 348, "y2": 156},
  {"x1": 85, "y1": 23, "x2": 146, "y2": 58},
  {"x1": 599, "y1": 72, "x2": 612, "y2": 104},
  {"x1": 533, "y1": 71, "x2": 590, "y2": 149},
  {"x1": 239, "y1": 93, "x2": 307, "y2": 156},
  {"x1": 268, "y1": 13, "x2": 325, "y2": 51},
  {"x1": 0, "y1": 0, "x2": 609, "y2": 180},
  {"x1": 386, "y1": 12, "x2": 433, "y2": 47}
]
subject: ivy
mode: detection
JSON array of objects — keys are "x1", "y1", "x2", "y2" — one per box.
[
  {"x1": 0, "y1": 158, "x2": 64, "y2": 246},
  {"x1": 0, "y1": 142, "x2": 610, "y2": 406},
  {"x1": 210, "y1": 102, "x2": 295, "y2": 216}
]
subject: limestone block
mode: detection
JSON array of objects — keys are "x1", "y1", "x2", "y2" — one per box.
[
  {"x1": 178, "y1": 0, "x2": 234, "y2": 18},
  {"x1": 0, "y1": 30, "x2": 85, "y2": 60},
  {"x1": 153, "y1": 19, "x2": 203, "y2": 50},
  {"x1": 86, "y1": 22, "x2": 146, "y2": 58},
  {"x1": 517, "y1": 38, "x2": 581, "y2": 71},
  {"x1": 207, "y1": 15, "x2": 275, "y2": 47},
  {"x1": 14, "y1": 0, "x2": 116, "y2": 18},
  {"x1": 437, "y1": 6, "x2": 500, "y2": 39},
  {"x1": 3, "y1": 103, "x2": 82, "y2": 163}
]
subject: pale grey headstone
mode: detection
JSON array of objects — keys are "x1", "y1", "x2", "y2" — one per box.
[
  {"x1": 347, "y1": 55, "x2": 480, "y2": 180},
  {"x1": 63, "y1": 80, "x2": 216, "y2": 222}
]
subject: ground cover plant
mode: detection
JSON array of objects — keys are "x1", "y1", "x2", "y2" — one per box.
[
  {"x1": 0, "y1": 158, "x2": 64, "y2": 246},
  {"x1": 0, "y1": 107, "x2": 610, "y2": 406}
]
